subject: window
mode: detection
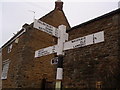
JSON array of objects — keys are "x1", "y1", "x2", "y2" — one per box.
[
  {"x1": 1, "y1": 59, "x2": 10, "y2": 80},
  {"x1": 8, "y1": 44, "x2": 12, "y2": 53},
  {"x1": 96, "y1": 81, "x2": 102, "y2": 88}
]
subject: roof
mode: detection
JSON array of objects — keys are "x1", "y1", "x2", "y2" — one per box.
[
  {"x1": 1, "y1": 27, "x2": 26, "y2": 48},
  {"x1": 67, "y1": 8, "x2": 120, "y2": 32},
  {"x1": 39, "y1": 9, "x2": 71, "y2": 30}
]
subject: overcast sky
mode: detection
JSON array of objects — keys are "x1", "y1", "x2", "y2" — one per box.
[{"x1": 0, "y1": 0, "x2": 119, "y2": 47}]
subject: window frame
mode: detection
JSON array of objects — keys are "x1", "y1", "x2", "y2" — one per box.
[{"x1": 1, "y1": 59, "x2": 10, "y2": 80}]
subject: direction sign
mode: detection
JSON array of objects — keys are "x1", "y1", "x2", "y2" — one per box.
[
  {"x1": 64, "y1": 31, "x2": 104, "y2": 51},
  {"x1": 35, "y1": 45, "x2": 58, "y2": 58},
  {"x1": 34, "y1": 31, "x2": 104, "y2": 58},
  {"x1": 34, "y1": 19, "x2": 58, "y2": 37},
  {"x1": 33, "y1": 21, "x2": 104, "y2": 90}
]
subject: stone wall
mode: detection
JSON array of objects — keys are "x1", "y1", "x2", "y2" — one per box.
[
  {"x1": 2, "y1": 24, "x2": 57, "y2": 88},
  {"x1": 63, "y1": 13, "x2": 120, "y2": 88}
]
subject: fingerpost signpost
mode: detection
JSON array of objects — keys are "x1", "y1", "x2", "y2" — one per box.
[{"x1": 34, "y1": 19, "x2": 104, "y2": 90}]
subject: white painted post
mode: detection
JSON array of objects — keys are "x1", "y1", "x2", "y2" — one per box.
[
  {"x1": 55, "y1": 25, "x2": 68, "y2": 90},
  {"x1": 57, "y1": 25, "x2": 66, "y2": 55}
]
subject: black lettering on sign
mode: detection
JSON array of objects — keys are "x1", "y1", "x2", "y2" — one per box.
[
  {"x1": 93, "y1": 34, "x2": 97, "y2": 43},
  {"x1": 39, "y1": 27, "x2": 44, "y2": 31},
  {"x1": 52, "y1": 46, "x2": 55, "y2": 53},
  {"x1": 80, "y1": 37, "x2": 86, "y2": 46},
  {"x1": 55, "y1": 29, "x2": 58, "y2": 37},
  {"x1": 71, "y1": 38, "x2": 81, "y2": 43},
  {"x1": 38, "y1": 49, "x2": 50, "y2": 57},
  {"x1": 45, "y1": 27, "x2": 53, "y2": 35},
  {"x1": 73, "y1": 37, "x2": 86, "y2": 48}
]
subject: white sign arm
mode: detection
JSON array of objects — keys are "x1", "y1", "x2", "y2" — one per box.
[
  {"x1": 34, "y1": 31, "x2": 104, "y2": 58},
  {"x1": 35, "y1": 45, "x2": 58, "y2": 58},
  {"x1": 64, "y1": 31, "x2": 104, "y2": 51},
  {"x1": 34, "y1": 19, "x2": 58, "y2": 37}
]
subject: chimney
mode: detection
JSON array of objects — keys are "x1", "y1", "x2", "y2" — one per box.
[{"x1": 55, "y1": 0, "x2": 63, "y2": 11}]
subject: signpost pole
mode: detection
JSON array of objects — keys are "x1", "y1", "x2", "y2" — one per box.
[
  {"x1": 55, "y1": 55, "x2": 64, "y2": 90},
  {"x1": 55, "y1": 25, "x2": 68, "y2": 90}
]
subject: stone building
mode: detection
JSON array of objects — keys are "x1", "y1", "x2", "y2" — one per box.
[
  {"x1": 1, "y1": 0, "x2": 70, "y2": 89},
  {"x1": 1, "y1": 0, "x2": 120, "y2": 89},
  {"x1": 63, "y1": 8, "x2": 120, "y2": 89}
]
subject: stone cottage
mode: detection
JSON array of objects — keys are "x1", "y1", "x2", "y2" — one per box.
[
  {"x1": 1, "y1": 0, "x2": 70, "y2": 89},
  {"x1": 1, "y1": 0, "x2": 120, "y2": 89}
]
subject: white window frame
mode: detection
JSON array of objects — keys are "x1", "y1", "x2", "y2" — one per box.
[
  {"x1": 7, "y1": 44, "x2": 12, "y2": 53},
  {"x1": 1, "y1": 59, "x2": 10, "y2": 80}
]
